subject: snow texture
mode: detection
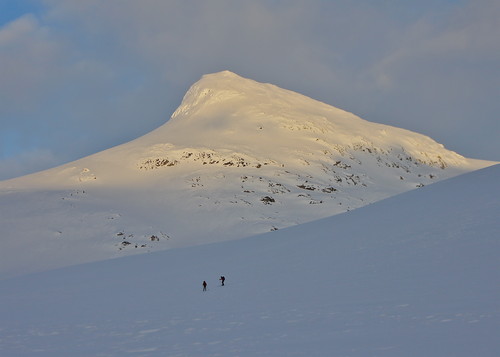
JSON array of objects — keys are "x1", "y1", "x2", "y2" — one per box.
[
  {"x1": 0, "y1": 71, "x2": 495, "y2": 279},
  {"x1": 0, "y1": 164, "x2": 498, "y2": 356}
]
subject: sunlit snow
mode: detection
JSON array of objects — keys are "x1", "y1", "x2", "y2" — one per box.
[{"x1": 0, "y1": 71, "x2": 495, "y2": 278}]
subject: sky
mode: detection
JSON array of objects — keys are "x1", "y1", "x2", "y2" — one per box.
[{"x1": 0, "y1": 0, "x2": 498, "y2": 180}]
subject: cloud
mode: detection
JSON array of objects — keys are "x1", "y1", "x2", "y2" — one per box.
[
  {"x1": 0, "y1": 148, "x2": 59, "y2": 180},
  {"x1": 0, "y1": 7, "x2": 176, "y2": 179},
  {"x1": 0, "y1": 0, "x2": 498, "y2": 180},
  {"x1": 0, "y1": 14, "x2": 67, "y2": 116},
  {"x1": 42, "y1": 1, "x2": 332, "y2": 83},
  {"x1": 371, "y1": 0, "x2": 500, "y2": 89},
  {"x1": 360, "y1": 0, "x2": 500, "y2": 155}
]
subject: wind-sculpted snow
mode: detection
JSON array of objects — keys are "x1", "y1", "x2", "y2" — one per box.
[{"x1": 0, "y1": 71, "x2": 496, "y2": 278}]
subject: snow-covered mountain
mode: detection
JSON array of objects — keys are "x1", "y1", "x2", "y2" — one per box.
[
  {"x1": 1, "y1": 164, "x2": 498, "y2": 357},
  {"x1": 0, "y1": 71, "x2": 495, "y2": 278}
]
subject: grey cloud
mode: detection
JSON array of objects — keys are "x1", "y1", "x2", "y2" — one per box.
[
  {"x1": 0, "y1": 15, "x2": 67, "y2": 116},
  {"x1": 0, "y1": 148, "x2": 59, "y2": 180}
]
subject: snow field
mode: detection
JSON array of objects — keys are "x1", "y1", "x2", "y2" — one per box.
[{"x1": 0, "y1": 164, "x2": 498, "y2": 356}]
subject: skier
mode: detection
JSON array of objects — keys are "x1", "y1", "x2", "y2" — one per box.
[
  {"x1": 219, "y1": 276, "x2": 225, "y2": 286},
  {"x1": 203, "y1": 280, "x2": 207, "y2": 291}
]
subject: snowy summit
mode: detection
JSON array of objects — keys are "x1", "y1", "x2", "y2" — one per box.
[{"x1": 0, "y1": 71, "x2": 496, "y2": 278}]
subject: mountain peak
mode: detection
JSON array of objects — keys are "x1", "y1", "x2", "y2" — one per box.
[
  {"x1": 198, "y1": 70, "x2": 261, "y2": 85},
  {"x1": 203, "y1": 70, "x2": 242, "y2": 79},
  {"x1": 0, "y1": 71, "x2": 497, "y2": 277},
  {"x1": 164, "y1": 72, "x2": 480, "y2": 170},
  {"x1": 170, "y1": 70, "x2": 268, "y2": 121}
]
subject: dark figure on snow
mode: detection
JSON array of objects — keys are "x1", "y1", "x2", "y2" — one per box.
[
  {"x1": 203, "y1": 280, "x2": 207, "y2": 291},
  {"x1": 219, "y1": 276, "x2": 225, "y2": 286}
]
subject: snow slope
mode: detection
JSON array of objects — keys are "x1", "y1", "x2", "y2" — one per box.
[
  {"x1": 0, "y1": 164, "x2": 498, "y2": 357},
  {"x1": 0, "y1": 71, "x2": 496, "y2": 278}
]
